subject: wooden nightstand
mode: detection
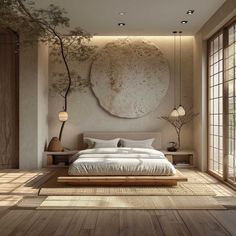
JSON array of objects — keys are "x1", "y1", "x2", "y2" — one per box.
[
  {"x1": 43, "y1": 150, "x2": 79, "y2": 167},
  {"x1": 160, "y1": 150, "x2": 195, "y2": 168}
]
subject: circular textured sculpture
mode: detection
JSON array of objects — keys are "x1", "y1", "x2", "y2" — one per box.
[{"x1": 90, "y1": 39, "x2": 170, "y2": 118}]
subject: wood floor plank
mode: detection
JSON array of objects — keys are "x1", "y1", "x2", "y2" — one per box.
[
  {"x1": 119, "y1": 210, "x2": 161, "y2": 236},
  {"x1": 38, "y1": 211, "x2": 70, "y2": 235},
  {"x1": 94, "y1": 210, "x2": 120, "y2": 236},
  {"x1": 8, "y1": 210, "x2": 37, "y2": 236},
  {"x1": 53, "y1": 210, "x2": 77, "y2": 236},
  {"x1": 63, "y1": 211, "x2": 88, "y2": 236},
  {"x1": 0, "y1": 207, "x2": 9, "y2": 221},
  {"x1": 79, "y1": 210, "x2": 98, "y2": 235},
  {"x1": 23, "y1": 210, "x2": 55, "y2": 236},
  {"x1": 178, "y1": 210, "x2": 230, "y2": 236},
  {"x1": 147, "y1": 210, "x2": 164, "y2": 236},
  {"x1": 154, "y1": 210, "x2": 190, "y2": 236},
  {"x1": 79, "y1": 229, "x2": 95, "y2": 236},
  {"x1": 210, "y1": 210, "x2": 236, "y2": 236},
  {"x1": 0, "y1": 210, "x2": 33, "y2": 235}
]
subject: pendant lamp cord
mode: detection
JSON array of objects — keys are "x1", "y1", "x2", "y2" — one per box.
[
  {"x1": 179, "y1": 31, "x2": 182, "y2": 105},
  {"x1": 173, "y1": 32, "x2": 176, "y2": 108}
]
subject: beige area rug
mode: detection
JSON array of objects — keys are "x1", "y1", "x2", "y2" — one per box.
[
  {"x1": 39, "y1": 169, "x2": 216, "y2": 196},
  {"x1": 37, "y1": 195, "x2": 225, "y2": 210},
  {"x1": 39, "y1": 184, "x2": 215, "y2": 196}
]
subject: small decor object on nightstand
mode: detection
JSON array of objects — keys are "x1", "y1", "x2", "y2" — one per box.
[
  {"x1": 167, "y1": 142, "x2": 177, "y2": 152},
  {"x1": 47, "y1": 137, "x2": 64, "y2": 152}
]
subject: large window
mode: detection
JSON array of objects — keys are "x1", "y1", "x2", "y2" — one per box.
[
  {"x1": 226, "y1": 23, "x2": 236, "y2": 184},
  {"x1": 208, "y1": 17, "x2": 236, "y2": 187},
  {"x1": 208, "y1": 32, "x2": 224, "y2": 176}
]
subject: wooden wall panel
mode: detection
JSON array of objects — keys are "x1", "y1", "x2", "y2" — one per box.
[{"x1": 0, "y1": 29, "x2": 19, "y2": 168}]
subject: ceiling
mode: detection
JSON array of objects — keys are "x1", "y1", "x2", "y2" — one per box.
[{"x1": 35, "y1": 0, "x2": 225, "y2": 36}]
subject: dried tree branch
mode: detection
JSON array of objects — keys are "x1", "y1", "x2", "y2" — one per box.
[
  {"x1": 1, "y1": 0, "x2": 95, "y2": 142},
  {"x1": 160, "y1": 108, "x2": 198, "y2": 149}
]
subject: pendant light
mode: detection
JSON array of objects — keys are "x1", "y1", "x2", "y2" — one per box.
[
  {"x1": 177, "y1": 31, "x2": 185, "y2": 116},
  {"x1": 170, "y1": 31, "x2": 179, "y2": 118},
  {"x1": 170, "y1": 108, "x2": 179, "y2": 117},
  {"x1": 58, "y1": 111, "x2": 68, "y2": 122}
]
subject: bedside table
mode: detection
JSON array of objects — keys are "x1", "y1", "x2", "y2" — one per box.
[
  {"x1": 43, "y1": 150, "x2": 79, "y2": 167},
  {"x1": 160, "y1": 150, "x2": 195, "y2": 168}
]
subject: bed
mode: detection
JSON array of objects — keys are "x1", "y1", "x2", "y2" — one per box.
[{"x1": 57, "y1": 132, "x2": 187, "y2": 186}]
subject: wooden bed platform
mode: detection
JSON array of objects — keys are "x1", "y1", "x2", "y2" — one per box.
[{"x1": 57, "y1": 170, "x2": 187, "y2": 186}]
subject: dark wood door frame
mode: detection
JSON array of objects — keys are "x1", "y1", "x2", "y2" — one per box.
[{"x1": 0, "y1": 28, "x2": 19, "y2": 168}]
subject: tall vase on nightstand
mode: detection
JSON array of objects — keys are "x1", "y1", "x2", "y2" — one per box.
[{"x1": 47, "y1": 137, "x2": 64, "y2": 152}]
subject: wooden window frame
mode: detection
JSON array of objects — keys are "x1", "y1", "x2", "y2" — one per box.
[{"x1": 207, "y1": 16, "x2": 236, "y2": 188}]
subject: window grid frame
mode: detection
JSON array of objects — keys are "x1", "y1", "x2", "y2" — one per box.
[{"x1": 208, "y1": 31, "x2": 224, "y2": 176}]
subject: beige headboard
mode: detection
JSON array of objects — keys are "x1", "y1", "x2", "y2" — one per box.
[{"x1": 82, "y1": 132, "x2": 162, "y2": 149}]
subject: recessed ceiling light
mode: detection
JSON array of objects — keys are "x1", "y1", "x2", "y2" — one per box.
[
  {"x1": 186, "y1": 10, "x2": 194, "y2": 15},
  {"x1": 119, "y1": 12, "x2": 126, "y2": 16},
  {"x1": 181, "y1": 20, "x2": 188, "y2": 24},
  {"x1": 118, "y1": 23, "x2": 126, "y2": 26}
]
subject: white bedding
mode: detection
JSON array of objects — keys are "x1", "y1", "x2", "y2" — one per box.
[{"x1": 68, "y1": 148, "x2": 176, "y2": 176}]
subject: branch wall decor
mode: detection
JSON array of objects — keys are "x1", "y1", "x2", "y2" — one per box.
[{"x1": 0, "y1": 0, "x2": 95, "y2": 142}]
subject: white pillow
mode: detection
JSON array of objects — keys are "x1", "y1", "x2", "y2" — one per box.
[
  {"x1": 120, "y1": 138, "x2": 154, "y2": 149},
  {"x1": 84, "y1": 137, "x2": 120, "y2": 148}
]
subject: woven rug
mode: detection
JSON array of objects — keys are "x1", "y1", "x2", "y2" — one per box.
[
  {"x1": 39, "y1": 184, "x2": 215, "y2": 196},
  {"x1": 37, "y1": 195, "x2": 225, "y2": 210},
  {"x1": 39, "y1": 170, "x2": 216, "y2": 196}
]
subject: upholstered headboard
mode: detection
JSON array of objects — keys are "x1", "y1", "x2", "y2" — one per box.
[{"x1": 82, "y1": 132, "x2": 162, "y2": 149}]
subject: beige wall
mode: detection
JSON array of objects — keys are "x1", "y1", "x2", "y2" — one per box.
[
  {"x1": 48, "y1": 36, "x2": 194, "y2": 151},
  {"x1": 19, "y1": 41, "x2": 48, "y2": 169},
  {"x1": 17, "y1": 1, "x2": 236, "y2": 170},
  {"x1": 193, "y1": 0, "x2": 236, "y2": 171},
  {"x1": 37, "y1": 43, "x2": 49, "y2": 168},
  {"x1": 193, "y1": 33, "x2": 208, "y2": 171},
  {"x1": 19, "y1": 40, "x2": 38, "y2": 169}
]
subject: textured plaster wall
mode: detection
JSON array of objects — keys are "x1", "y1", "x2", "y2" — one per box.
[
  {"x1": 49, "y1": 36, "x2": 194, "y2": 151},
  {"x1": 37, "y1": 43, "x2": 49, "y2": 168},
  {"x1": 19, "y1": 40, "x2": 38, "y2": 169},
  {"x1": 193, "y1": 33, "x2": 207, "y2": 171},
  {"x1": 19, "y1": 41, "x2": 48, "y2": 169}
]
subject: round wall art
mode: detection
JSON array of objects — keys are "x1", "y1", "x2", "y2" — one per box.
[{"x1": 90, "y1": 39, "x2": 170, "y2": 118}]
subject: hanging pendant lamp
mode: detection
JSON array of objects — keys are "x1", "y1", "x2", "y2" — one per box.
[
  {"x1": 170, "y1": 31, "x2": 179, "y2": 118},
  {"x1": 177, "y1": 105, "x2": 185, "y2": 116},
  {"x1": 170, "y1": 108, "x2": 179, "y2": 117},
  {"x1": 177, "y1": 31, "x2": 185, "y2": 116}
]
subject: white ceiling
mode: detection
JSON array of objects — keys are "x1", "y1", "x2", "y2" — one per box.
[{"x1": 35, "y1": 0, "x2": 225, "y2": 36}]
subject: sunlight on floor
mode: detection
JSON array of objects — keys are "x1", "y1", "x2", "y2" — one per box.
[{"x1": 0, "y1": 168, "x2": 235, "y2": 209}]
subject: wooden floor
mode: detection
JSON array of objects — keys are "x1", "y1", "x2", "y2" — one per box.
[{"x1": 0, "y1": 169, "x2": 236, "y2": 235}]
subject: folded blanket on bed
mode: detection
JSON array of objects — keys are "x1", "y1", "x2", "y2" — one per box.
[{"x1": 68, "y1": 148, "x2": 176, "y2": 176}]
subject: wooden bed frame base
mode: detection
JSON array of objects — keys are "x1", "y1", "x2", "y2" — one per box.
[{"x1": 57, "y1": 170, "x2": 187, "y2": 186}]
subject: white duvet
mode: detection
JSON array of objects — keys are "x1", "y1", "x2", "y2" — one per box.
[{"x1": 68, "y1": 148, "x2": 176, "y2": 176}]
